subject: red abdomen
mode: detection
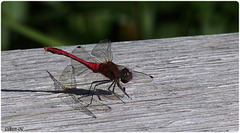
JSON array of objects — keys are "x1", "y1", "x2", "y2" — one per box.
[{"x1": 44, "y1": 47, "x2": 100, "y2": 72}]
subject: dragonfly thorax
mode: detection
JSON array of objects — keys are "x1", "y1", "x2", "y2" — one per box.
[
  {"x1": 98, "y1": 61, "x2": 121, "y2": 81},
  {"x1": 98, "y1": 61, "x2": 133, "y2": 83}
]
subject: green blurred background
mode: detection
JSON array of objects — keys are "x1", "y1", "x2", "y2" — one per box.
[{"x1": 2, "y1": 1, "x2": 238, "y2": 51}]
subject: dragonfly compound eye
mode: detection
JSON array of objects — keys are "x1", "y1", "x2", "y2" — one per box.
[{"x1": 121, "y1": 68, "x2": 133, "y2": 83}]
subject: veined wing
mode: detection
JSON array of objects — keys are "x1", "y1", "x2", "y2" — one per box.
[
  {"x1": 91, "y1": 39, "x2": 113, "y2": 62},
  {"x1": 60, "y1": 65, "x2": 111, "y2": 112},
  {"x1": 131, "y1": 70, "x2": 154, "y2": 83},
  {"x1": 46, "y1": 70, "x2": 64, "y2": 91},
  {"x1": 58, "y1": 93, "x2": 97, "y2": 118},
  {"x1": 117, "y1": 65, "x2": 154, "y2": 83},
  {"x1": 46, "y1": 65, "x2": 96, "y2": 118},
  {"x1": 58, "y1": 65, "x2": 77, "y2": 89},
  {"x1": 71, "y1": 45, "x2": 98, "y2": 76}
]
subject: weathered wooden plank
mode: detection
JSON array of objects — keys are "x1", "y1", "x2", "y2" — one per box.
[{"x1": 1, "y1": 33, "x2": 238, "y2": 131}]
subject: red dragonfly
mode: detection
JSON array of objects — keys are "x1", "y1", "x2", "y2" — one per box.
[
  {"x1": 47, "y1": 65, "x2": 111, "y2": 118},
  {"x1": 44, "y1": 40, "x2": 153, "y2": 104}
]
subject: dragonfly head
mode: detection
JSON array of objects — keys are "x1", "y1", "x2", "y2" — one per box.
[{"x1": 120, "y1": 68, "x2": 133, "y2": 83}]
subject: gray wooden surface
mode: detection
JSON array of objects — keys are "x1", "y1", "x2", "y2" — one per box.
[{"x1": 1, "y1": 33, "x2": 238, "y2": 132}]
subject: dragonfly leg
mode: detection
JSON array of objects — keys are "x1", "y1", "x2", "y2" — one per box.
[
  {"x1": 92, "y1": 80, "x2": 111, "y2": 101},
  {"x1": 96, "y1": 90, "x2": 102, "y2": 101},
  {"x1": 107, "y1": 81, "x2": 115, "y2": 92},
  {"x1": 116, "y1": 81, "x2": 131, "y2": 99},
  {"x1": 89, "y1": 80, "x2": 110, "y2": 96},
  {"x1": 110, "y1": 81, "x2": 125, "y2": 104},
  {"x1": 87, "y1": 80, "x2": 111, "y2": 106}
]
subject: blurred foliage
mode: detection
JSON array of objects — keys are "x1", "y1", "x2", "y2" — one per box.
[{"x1": 2, "y1": 1, "x2": 238, "y2": 50}]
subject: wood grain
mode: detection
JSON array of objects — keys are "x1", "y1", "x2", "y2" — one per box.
[{"x1": 1, "y1": 33, "x2": 238, "y2": 131}]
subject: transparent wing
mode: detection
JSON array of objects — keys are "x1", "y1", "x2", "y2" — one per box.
[
  {"x1": 77, "y1": 96, "x2": 112, "y2": 112},
  {"x1": 83, "y1": 70, "x2": 109, "y2": 83},
  {"x1": 60, "y1": 65, "x2": 111, "y2": 115},
  {"x1": 46, "y1": 70, "x2": 64, "y2": 91},
  {"x1": 118, "y1": 65, "x2": 154, "y2": 83},
  {"x1": 131, "y1": 70, "x2": 154, "y2": 83},
  {"x1": 91, "y1": 39, "x2": 113, "y2": 62},
  {"x1": 58, "y1": 93, "x2": 97, "y2": 118},
  {"x1": 59, "y1": 65, "x2": 77, "y2": 89},
  {"x1": 113, "y1": 65, "x2": 155, "y2": 100},
  {"x1": 46, "y1": 66, "x2": 97, "y2": 118},
  {"x1": 71, "y1": 46, "x2": 98, "y2": 76}
]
